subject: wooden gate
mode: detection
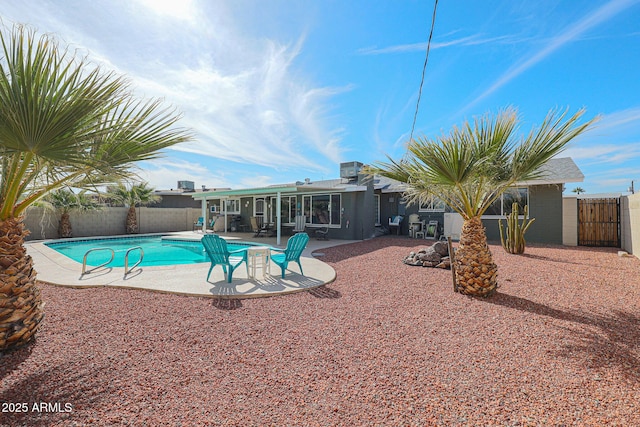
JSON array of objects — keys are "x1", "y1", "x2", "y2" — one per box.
[{"x1": 578, "y1": 198, "x2": 620, "y2": 247}]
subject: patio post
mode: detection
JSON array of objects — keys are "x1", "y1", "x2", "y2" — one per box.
[
  {"x1": 276, "y1": 191, "x2": 282, "y2": 245},
  {"x1": 201, "y1": 198, "x2": 207, "y2": 233}
]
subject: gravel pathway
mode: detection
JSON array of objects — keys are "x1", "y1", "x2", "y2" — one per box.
[{"x1": 2, "y1": 236, "x2": 640, "y2": 426}]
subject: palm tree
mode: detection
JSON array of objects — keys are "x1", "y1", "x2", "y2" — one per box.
[
  {"x1": 0, "y1": 25, "x2": 192, "y2": 352},
  {"x1": 105, "y1": 182, "x2": 160, "y2": 234},
  {"x1": 39, "y1": 189, "x2": 100, "y2": 238},
  {"x1": 372, "y1": 108, "x2": 596, "y2": 297},
  {"x1": 572, "y1": 187, "x2": 585, "y2": 195}
]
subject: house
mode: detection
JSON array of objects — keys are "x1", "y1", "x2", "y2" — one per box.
[{"x1": 192, "y1": 158, "x2": 584, "y2": 245}]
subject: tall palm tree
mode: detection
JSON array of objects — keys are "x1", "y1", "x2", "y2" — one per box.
[
  {"x1": 372, "y1": 108, "x2": 596, "y2": 297},
  {"x1": 0, "y1": 25, "x2": 192, "y2": 352},
  {"x1": 39, "y1": 188, "x2": 100, "y2": 238},
  {"x1": 105, "y1": 182, "x2": 160, "y2": 234}
]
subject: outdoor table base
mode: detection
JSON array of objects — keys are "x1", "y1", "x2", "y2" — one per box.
[{"x1": 247, "y1": 246, "x2": 270, "y2": 279}]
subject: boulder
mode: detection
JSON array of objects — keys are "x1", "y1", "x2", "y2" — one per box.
[{"x1": 432, "y1": 241, "x2": 449, "y2": 256}]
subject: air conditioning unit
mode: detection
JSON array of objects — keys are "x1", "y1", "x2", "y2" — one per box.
[
  {"x1": 340, "y1": 161, "x2": 363, "y2": 179},
  {"x1": 177, "y1": 180, "x2": 195, "y2": 191}
]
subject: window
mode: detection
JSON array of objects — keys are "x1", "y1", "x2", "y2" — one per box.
[
  {"x1": 302, "y1": 194, "x2": 341, "y2": 226},
  {"x1": 484, "y1": 187, "x2": 528, "y2": 216},
  {"x1": 374, "y1": 194, "x2": 380, "y2": 225},
  {"x1": 225, "y1": 198, "x2": 241, "y2": 214},
  {"x1": 419, "y1": 197, "x2": 446, "y2": 212},
  {"x1": 269, "y1": 196, "x2": 297, "y2": 224}
]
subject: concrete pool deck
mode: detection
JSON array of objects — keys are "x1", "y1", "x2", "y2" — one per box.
[{"x1": 26, "y1": 232, "x2": 358, "y2": 299}]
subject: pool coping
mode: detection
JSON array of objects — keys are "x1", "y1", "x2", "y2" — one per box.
[{"x1": 26, "y1": 232, "x2": 355, "y2": 299}]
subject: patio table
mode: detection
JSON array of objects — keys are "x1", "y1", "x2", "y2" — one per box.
[{"x1": 246, "y1": 246, "x2": 271, "y2": 279}]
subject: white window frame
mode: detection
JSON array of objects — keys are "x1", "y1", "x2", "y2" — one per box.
[
  {"x1": 302, "y1": 193, "x2": 342, "y2": 227},
  {"x1": 482, "y1": 187, "x2": 529, "y2": 218},
  {"x1": 374, "y1": 194, "x2": 381, "y2": 226},
  {"x1": 225, "y1": 198, "x2": 241, "y2": 214}
]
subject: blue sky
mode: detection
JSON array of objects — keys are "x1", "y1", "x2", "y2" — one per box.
[{"x1": 4, "y1": 0, "x2": 640, "y2": 194}]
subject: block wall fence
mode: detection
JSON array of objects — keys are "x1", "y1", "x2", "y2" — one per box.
[{"x1": 23, "y1": 207, "x2": 202, "y2": 241}]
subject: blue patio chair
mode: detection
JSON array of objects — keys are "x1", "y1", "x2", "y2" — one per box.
[
  {"x1": 193, "y1": 216, "x2": 204, "y2": 231},
  {"x1": 202, "y1": 234, "x2": 247, "y2": 283},
  {"x1": 270, "y1": 232, "x2": 309, "y2": 278}
]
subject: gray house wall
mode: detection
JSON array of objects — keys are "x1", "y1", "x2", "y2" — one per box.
[
  {"x1": 475, "y1": 184, "x2": 564, "y2": 244},
  {"x1": 383, "y1": 184, "x2": 564, "y2": 244}
]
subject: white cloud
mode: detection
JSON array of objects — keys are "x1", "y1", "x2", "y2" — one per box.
[
  {"x1": 358, "y1": 34, "x2": 516, "y2": 55},
  {"x1": 4, "y1": 0, "x2": 347, "y2": 177},
  {"x1": 463, "y1": 0, "x2": 638, "y2": 112},
  {"x1": 135, "y1": 158, "x2": 231, "y2": 190}
]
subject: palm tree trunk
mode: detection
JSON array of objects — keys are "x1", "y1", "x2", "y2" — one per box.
[
  {"x1": 0, "y1": 217, "x2": 45, "y2": 352},
  {"x1": 454, "y1": 216, "x2": 498, "y2": 297},
  {"x1": 58, "y1": 212, "x2": 73, "y2": 238},
  {"x1": 126, "y1": 206, "x2": 138, "y2": 234}
]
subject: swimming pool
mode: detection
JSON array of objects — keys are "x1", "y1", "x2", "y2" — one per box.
[{"x1": 45, "y1": 235, "x2": 257, "y2": 267}]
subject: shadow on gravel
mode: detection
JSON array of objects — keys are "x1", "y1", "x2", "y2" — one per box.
[
  {"x1": 0, "y1": 342, "x2": 34, "y2": 380},
  {"x1": 307, "y1": 285, "x2": 341, "y2": 299},
  {"x1": 486, "y1": 292, "x2": 640, "y2": 381},
  {"x1": 0, "y1": 363, "x2": 116, "y2": 426},
  {"x1": 212, "y1": 298, "x2": 243, "y2": 310},
  {"x1": 319, "y1": 236, "x2": 428, "y2": 263}
]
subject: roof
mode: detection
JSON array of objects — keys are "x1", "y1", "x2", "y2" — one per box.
[
  {"x1": 188, "y1": 157, "x2": 583, "y2": 200},
  {"x1": 516, "y1": 157, "x2": 584, "y2": 185}
]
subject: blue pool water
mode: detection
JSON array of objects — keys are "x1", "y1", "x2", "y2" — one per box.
[{"x1": 45, "y1": 236, "x2": 257, "y2": 267}]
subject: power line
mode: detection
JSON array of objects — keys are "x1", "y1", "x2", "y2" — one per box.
[{"x1": 409, "y1": 0, "x2": 439, "y2": 143}]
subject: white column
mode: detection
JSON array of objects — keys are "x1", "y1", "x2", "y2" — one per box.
[
  {"x1": 276, "y1": 191, "x2": 282, "y2": 245},
  {"x1": 201, "y1": 198, "x2": 207, "y2": 232}
]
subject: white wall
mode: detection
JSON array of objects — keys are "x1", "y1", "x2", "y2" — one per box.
[
  {"x1": 621, "y1": 193, "x2": 640, "y2": 258},
  {"x1": 562, "y1": 197, "x2": 578, "y2": 246}
]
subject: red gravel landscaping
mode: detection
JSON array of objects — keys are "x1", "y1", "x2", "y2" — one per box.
[{"x1": 2, "y1": 236, "x2": 640, "y2": 426}]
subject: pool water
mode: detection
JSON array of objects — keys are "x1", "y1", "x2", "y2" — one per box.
[{"x1": 45, "y1": 236, "x2": 256, "y2": 267}]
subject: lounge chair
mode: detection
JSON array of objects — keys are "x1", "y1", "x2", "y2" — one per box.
[
  {"x1": 202, "y1": 234, "x2": 247, "y2": 283},
  {"x1": 193, "y1": 216, "x2": 204, "y2": 231},
  {"x1": 314, "y1": 226, "x2": 329, "y2": 240},
  {"x1": 293, "y1": 215, "x2": 306, "y2": 233},
  {"x1": 250, "y1": 216, "x2": 270, "y2": 237},
  {"x1": 270, "y1": 232, "x2": 309, "y2": 278}
]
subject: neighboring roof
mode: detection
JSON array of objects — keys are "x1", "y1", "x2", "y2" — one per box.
[
  {"x1": 516, "y1": 157, "x2": 584, "y2": 186},
  {"x1": 154, "y1": 187, "x2": 231, "y2": 196}
]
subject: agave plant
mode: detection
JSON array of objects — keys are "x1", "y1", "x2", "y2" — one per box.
[
  {"x1": 372, "y1": 107, "x2": 596, "y2": 297},
  {"x1": 0, "y1": 24, "x2": 192, "y2": 352}
]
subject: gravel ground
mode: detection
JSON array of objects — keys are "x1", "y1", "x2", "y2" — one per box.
[{"x1": 2, "y1": 236, "x2": 640, "y2": 426}]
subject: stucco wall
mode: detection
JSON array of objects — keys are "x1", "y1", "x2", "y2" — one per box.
[
  {"x1": 483, "y1": 184, "x2": 563, "y2": 244},
  {"x1": 621, "y1": 193, "x2": 640, "y2": 258},
  {"x1": 562, "y1": 196, "x2": 578, "y2": 246},
  {"x1": 23, "y1": 206, "x2": 201, "y2": 241}
]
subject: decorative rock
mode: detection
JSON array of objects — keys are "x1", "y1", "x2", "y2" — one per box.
[
  {"x1": 403, "y1": 243, "x2": 451, "y2": 269},
  {"x1": 432, "y1": 241, "x2": 449, "y2": 257},
  {"x1": 419, "y1": 251, "x2": 441, "y2": 263}
]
